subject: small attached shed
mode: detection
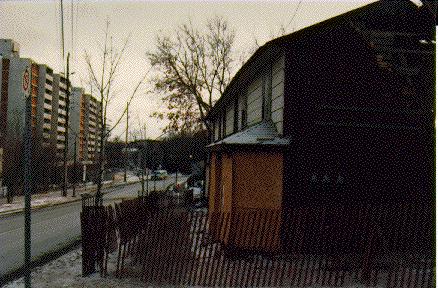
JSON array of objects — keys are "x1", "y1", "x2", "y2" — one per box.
[{"x1": 208, "y1": 122, "x2": 289, "y2": 252}]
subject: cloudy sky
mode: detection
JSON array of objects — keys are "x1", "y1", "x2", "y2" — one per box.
[{"x1": 0, "y1": 0, "x2": 374, "y2": 139}]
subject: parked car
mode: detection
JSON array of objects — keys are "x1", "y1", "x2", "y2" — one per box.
[{"x1": 190, "y1": 187, "x2": 203, "y2": 200}]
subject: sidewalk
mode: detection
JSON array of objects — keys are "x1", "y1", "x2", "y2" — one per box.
[{"x1": 0, "y1": 178, "x2": 137, "y2": 216}]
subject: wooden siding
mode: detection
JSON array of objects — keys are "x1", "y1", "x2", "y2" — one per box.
[
  {"x1": 225, "y1": 104, "x2": 234, "y2": 136},
  {"x1": 246, "y1": 76, "x2": 263, "y2": 126},
  {"x1": 271, "y1": 55, "x2": 284, "y2": 134},
  {"x1": 208, "y1": 152, "x2": 218, "y2": 212},
  {"x1": 221, "y1": 153, "x2": 233, "y2": 213}
]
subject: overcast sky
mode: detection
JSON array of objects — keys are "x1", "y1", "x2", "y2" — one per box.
[{"x1": 0, "y1": 0, "x2": 374, "y2": 139}]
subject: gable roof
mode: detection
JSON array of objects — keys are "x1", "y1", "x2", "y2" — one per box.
[{"x1": 206, "y1": 0, "x2": 435, "y2": 120}]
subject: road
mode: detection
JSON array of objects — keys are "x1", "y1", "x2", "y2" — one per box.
[{"x1": 0, "y1": 174, "x2": 187, "y2": 281}]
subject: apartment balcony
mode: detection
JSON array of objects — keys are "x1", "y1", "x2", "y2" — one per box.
[
  {"x1": 57, "y1": 134, "x2": 65, "y2": 141},
  {"x1": 43, "y1": 122, "x2": 51, "y2": 130},
  {"x1": 45, "y1": 82, "x2": 53, "y2": 91},
  {"x1": 58, "y1": 118, "x2": 66, "y2": 125},
  {"x1": 46, "y1": 74, "x2": 53, "y2": 81},
  {"x1": 43, "y1": 132, "x2": 50, "y2": 139},
  {"x1": 56, "y1": 143, "x2": 65, "y2": 149},
  {"x1": 59, "y1": 82, "x2": 67, "y2": 90},
  {"x1": 44, "y1": 93, "x2": 53, "y2": 101},
  {"x1": 43, "y1": 102, "x2": 52, "y2": 110},
  {"x1": 58, "y1": 108, "x2": 66, "y2": 116},
  {"x1": 58, "y1": 126, "x2": 66, "y2": 133},
  {"x1": 58, "y1": 99, "x2": 66, "y2": 107}
]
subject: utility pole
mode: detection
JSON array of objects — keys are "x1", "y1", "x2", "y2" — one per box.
[
  {"x1": 153, "y1": 172, "x2": 156, "y2": 193},
  {"x1": 23, "y1": 65, "x2": 32, "y2": 288},
  {"x1": 62, "y1": 53, "x2": 70, "y2": 197},
  {"x1": 124, "y1": 102, "x2": 128, "y2": 182},
  {"x1": 72, "y1": 137, "x2": 77, "y2": 197}
]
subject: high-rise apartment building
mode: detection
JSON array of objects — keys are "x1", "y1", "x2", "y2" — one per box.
[
  {"x1": 51, "y1": 74, "x2": 70, "y2": 158},
  {"x1": 0, "y1": 39, "x2": 102, "y2": 189},
  {"x1": 37, "y1": 64, "x2": 54, "y2": 146},
  {"x1": 69, "y1": 88, "x2": 102, "y2": 163},
  {"x1": 0, "y1": 56, "x2": 39, "y2": 140},
  {"x1": 0, "y1": 39, "x2": 20, "y2": 58}
]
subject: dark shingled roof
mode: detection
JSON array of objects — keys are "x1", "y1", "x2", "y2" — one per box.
[{"x1": 206, "y1": 0, "x2": 435, "y2": 120}]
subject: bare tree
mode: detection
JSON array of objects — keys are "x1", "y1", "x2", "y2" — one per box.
[
  {"x1": 84, "y1": 20, "x2": 149, "y2": 202},
  {"x1": 147, "y1": 16, "x2": 236, "y2": 134}
]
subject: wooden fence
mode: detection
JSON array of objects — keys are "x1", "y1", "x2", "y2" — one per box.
[{"x1": 81, "y1": 197, "x2": 434, "y2": 287}]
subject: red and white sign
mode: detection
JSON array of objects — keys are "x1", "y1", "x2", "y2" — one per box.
[{"x1": 22, "y1": 67, "x2": 30, "y2": 96}]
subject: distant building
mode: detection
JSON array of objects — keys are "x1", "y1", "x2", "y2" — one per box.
[
  {"x1": 51, "y1": 73, "x2": 70, "y2": 159},
  {"x1": 0, "y1": 56, "x2": 40, "y2": 139},
  {"x1": 81, "y1": 93, "x2": 102, "y2": 163},
  {"x1": 37, "y1": 64, "x2": 54, "y2": 147},
  {"x1": 0, "y1": 38, "x2": 104, "y2": 187},
  {"x1": 206, "y1": 0, "x2": 435, "y2": 252},
  {"x1": 69, "y1": 87, "x2": 102, "y2": 164},
  {"x1": 0, "y1": 39, "x2": 20, "y2": 58}
]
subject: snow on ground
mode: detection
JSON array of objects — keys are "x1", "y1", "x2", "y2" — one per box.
[
  {"x1": 2, "y1": 247, "x2": 147, "y2": 288},
  {"x1": 2, "y1": 246, "x2": 378, "y2": 288},
  {"x1": 0, "y1": 195, "x2": 75, "y2": 213},
  {"x1": 0, "y1": 180, "x2": 139, "y2": 214}
]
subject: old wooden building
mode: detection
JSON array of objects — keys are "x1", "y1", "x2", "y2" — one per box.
[{"x1": 206, "y1": 0, "x2": 435, "y2": 251}]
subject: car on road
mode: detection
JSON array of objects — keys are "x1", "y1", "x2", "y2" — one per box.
[{"x1": 151, "y1": 170, "x2": 168, "y2": 180}]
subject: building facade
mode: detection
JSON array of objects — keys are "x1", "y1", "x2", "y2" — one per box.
[
  {"x1": 0, "y1": 56, "x2": 39, "y2": 140},
  {"x1": 206, "y1": 1, "x2": 435, "y2": 252},
  {"x1": 0, "y1": 39, "x2": 20, "y2": 58},
  {"x1": 0, "y1": 38, "x2": 102, "y2": 189},
  {"x1": 37, "y1": 64, "x2": 54, "y2": 146},
  {"x1": 51, "y1": 73, "x2": 70, "y2": 159},
  {"x1": 69, "y1": 87, "x2": 102, "y2": 164}
]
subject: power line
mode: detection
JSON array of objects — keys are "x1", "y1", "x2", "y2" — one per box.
[
  {"x1": 60, "y1": 0, "x2": 65, "y2": 66},
  {"x1": 75, "y1": 0, "x2": 79, "y2": 70},
  {"x1": 285, "y1": 0, "x2": 302, "y2": 33},
  {"x1": 71, "y1": 0, "x2": 74, "y2": 68}
]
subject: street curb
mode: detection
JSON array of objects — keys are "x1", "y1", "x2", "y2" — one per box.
[
  {"x1": 0, "y1": 237, "x2": 82, "y2": 287},
  {"x1": 0, "y1": 181, "x2": 138, "y2": 218}
]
